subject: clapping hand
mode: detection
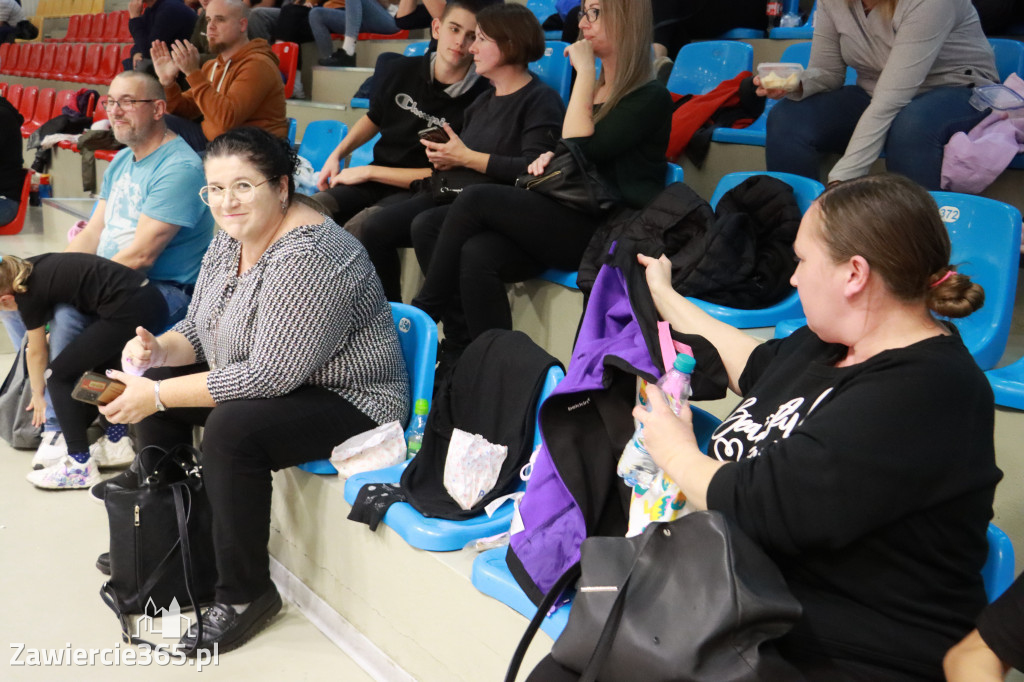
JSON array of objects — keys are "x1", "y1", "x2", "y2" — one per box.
[
  {"x1": 169, "y1": 39, "x2": 201, "y2": 76},
  {"x1": 150, "y1": 40, "x2": 180, "y2": 86}
]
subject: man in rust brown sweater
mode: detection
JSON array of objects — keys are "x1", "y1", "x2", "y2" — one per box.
[{"x1": 151, "y1": 0, "x2": 287, "y2": 150}]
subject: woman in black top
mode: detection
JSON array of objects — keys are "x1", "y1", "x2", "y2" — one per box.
[
  {"x1": 410, "y1": 0, "x2": 672, "y2": 365},
  {"x1": 0, "y1": 253, "x2": 168, "y2": 490},
  {"x1": 356, "y1": 2, "x2": 565, "y2": 303},
  {"x1": 626, "y1": 174, "x2": 1000, "y2": 680}
]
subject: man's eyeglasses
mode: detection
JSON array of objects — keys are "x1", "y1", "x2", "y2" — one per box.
[
  {"x1": 103, "y1": 97, "x2": 158, "y2": 112},
  {"x1": 198, "y1": 178, "x2": 273, "y2": 206},
  {"x1": 579, "y1": 6, "x2": 600, "y2": 23}
]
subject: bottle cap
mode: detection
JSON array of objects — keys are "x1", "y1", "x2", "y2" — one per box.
[
  {"x1": 672, "y1": 353, "x2": 696, "y2": 373},
  {"x1": 414, "y1": 398, "x2": 429, "y2": 414}
]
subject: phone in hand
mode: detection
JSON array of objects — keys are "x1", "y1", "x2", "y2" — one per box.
[
  {"x1": 417, "y1": 126, "x2": 450, "y2": 144},
  {"x1": 71, "y1": 371, "x2": 126, "y2": 406}
]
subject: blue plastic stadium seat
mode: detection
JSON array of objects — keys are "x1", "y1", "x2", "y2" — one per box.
[
  {"x1": 987, "y1": 358, "x2": 1024, "y2": 409},
  {"x1": 351, "y1": 42, "x2": 430, "y2": 109},
  {"x1": 712, "y1": 41, "x2": 854, "y2": 147},
  {"x1": 983, "y1": 524, "x2": 1016, "y2": 603},
  {"x1": 297, "y1": 120, "x2": 348, "y2": 173},
  {"x1": 989, "y1": 38, "x2": 1024, "y2": 82},
  {"x1": 286, "y1": 117, "x2": 297, "y2": 146},
  {"x1": 686, "y1": 171, "x2": 823, "y2": 328},
  {"x1": 536, "y1": 163, "x2": 684, "y2": 291},
  {"x1": 470, "y1": 405, "x2": 721, "y2": 635},
  {"x1": 716, "y1": 28, "x2": 765, "y2": 40},
  {"x1": 340, "y1": 365, "x2": 566, "y2": 551},
  {"x1": 532, "y1": 41, "x2": 572, "y2": 104},
  {"x1": 769, "y1": 0, "x2": 816, "y2": 39},
  {"x1": 667, "y1": 41, "x2": 753, "y2": 96},
  {"x1": 778, "y1": 193, "x2": 1020, "y2": 371},
  {"x1": 347, "y1": 132, "x2": 380, "y2": 168},
  {"x1": 298, "y1": 302, "x2": 438, "y2": 474}
]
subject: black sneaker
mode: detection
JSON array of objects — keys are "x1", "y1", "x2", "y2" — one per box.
[
  {"x1": 178, "y1": 585, "x2": 283, "y2": 656},
  {"x1": 318, "y1": 50, "x2": 356, "y2": 67},
  {"x1": 89, "y1": 466, "x2": 139, "y2": 504},
  {"x1": 96, "y1": 551, "x2": 110, "y2": 575}
]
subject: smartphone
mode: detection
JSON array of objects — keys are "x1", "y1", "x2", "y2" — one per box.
[
  {"x1": 71, "y1": 371, "x2": 126, "y2": 406},
  {"x1": 417, "y1": 126, "x2": 450, "y2": 144}
]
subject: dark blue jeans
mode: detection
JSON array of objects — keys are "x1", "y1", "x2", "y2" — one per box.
[{"x1": 766, "y1": 85, "x2": 987, "y2": 190}]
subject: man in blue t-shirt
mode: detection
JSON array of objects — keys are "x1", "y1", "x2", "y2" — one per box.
[{"x1": 10, "y1": 71, "x2": 214, "y2": 471}]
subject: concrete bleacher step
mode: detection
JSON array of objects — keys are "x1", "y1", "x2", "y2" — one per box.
[{"x1": 268, "y1": 467, "x2": 555, "y2": 682}]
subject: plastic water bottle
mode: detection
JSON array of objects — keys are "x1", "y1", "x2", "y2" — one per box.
[
  {"x1": 766, "y1": 0, "x2": 784, "y2": 29},
  {"x1": 617, "y1": 353, "x2": 696, "y2": 489},
  {"x1": 406, "y1": 398, "x2": 429, "y2": 457},
  {"x1": 779, "y1": 12, "x2": 802, "y2": 27}
]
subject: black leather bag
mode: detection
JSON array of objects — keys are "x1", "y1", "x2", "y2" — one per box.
[
  {"x1": 428, "y1": 167, "x2": 494, "y2": 205},
  {"x1": 514, "y1": 139, "x2": 619, "y2": 216},
  {"x1": 506, "y1": 511, "x2": 804, "y2": 682},
  {"x1": 100, "y1": 444, "x2": 216, "y2": 647}
]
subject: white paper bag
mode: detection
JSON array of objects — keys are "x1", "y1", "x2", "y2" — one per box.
[
  {"x1": 329, "y1": 421, "x2": 406, "y2": 478},
  {"x1": 443, "y1": 428, "x2": 507, "y2": 510}
]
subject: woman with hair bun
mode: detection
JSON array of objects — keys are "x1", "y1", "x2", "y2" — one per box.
[{"x1": 599, "y1": 173, "x2": 999, "y2": 681}]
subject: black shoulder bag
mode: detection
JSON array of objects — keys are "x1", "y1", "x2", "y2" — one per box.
[
  {"x1": 514, "y1": 139, "x2": 620, "y2": 217},
  {"x1": 100, "y1": 444, "x2": 216, "y2": 651},
  {"x1": 506, "y1": 511, "x2": 804, "y2": 682}
]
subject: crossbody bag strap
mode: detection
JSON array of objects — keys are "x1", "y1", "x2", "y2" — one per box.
[
  {"x1": 578, "y1": 523, "x2": 661, "y2": 682},
  {"x1": 173, "y1": 481, "x2": 203, "y2": 656},
  {"x1": 504, "y1": 561, "x2": 582, "y2": 682}
]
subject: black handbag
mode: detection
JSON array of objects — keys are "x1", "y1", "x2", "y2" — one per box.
[
  {"x1": 506, "y1": 511, "x2": 804, "y2": 682},
  {"x1": 428, "y1": 167, "x2": 494, "y2": 204},
  {"x1": 514, "y1": 139, "x2": 619, "y2": 216},
  {"x1": 100, "y1": 444, "x2": 216, "y2": 648}
]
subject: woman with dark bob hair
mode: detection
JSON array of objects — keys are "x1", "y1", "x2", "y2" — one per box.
[
  {"x1": 355, "y1": 1, "x2": 565, "y2": 304},
  {"x1": 97, "y1": 127, "x2": 409, "y2": 654},
  {"x1": 605, "y1": 174, "x2": 997, "y2": 681}
]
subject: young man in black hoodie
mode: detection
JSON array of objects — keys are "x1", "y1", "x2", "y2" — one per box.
[{"x1": 311, "y1": 0, "x2": 490, "y2": 226}]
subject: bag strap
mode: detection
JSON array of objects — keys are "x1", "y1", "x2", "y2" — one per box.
[
  {"x1": 504, "y1": 561, "x2": 582, "y2": 682},
  {"x1": 172, "y1": 480, "x2": 204, "y2": 656},
  {"x1": 578, "y1": 524, "x2": 661, "y2": 682}
]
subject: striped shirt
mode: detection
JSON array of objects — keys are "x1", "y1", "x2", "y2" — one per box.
[{"x1": 173, "y1": 216, "x2": 410, "y2": 425}]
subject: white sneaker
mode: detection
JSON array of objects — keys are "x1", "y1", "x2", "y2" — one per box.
[
  {"x1": 31, "y1": 431, "x2": 67, "y2": 470},
  {"x1": 90, "y1": 436, "x2": 135, "y2": 469},
  {"x1": 26, "y1": 456, "x2": 100, "y2": 490}
]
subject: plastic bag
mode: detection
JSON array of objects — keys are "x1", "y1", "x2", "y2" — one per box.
[
  {"x1": 293, "y1": 155, "x2": 318, "y2": 196},
  {"x1": 329, "y1": 421, "x2": 406, "y2": 478},
  {"x1": 443, "y1": 428, "x2": 508, "y2": 511}
]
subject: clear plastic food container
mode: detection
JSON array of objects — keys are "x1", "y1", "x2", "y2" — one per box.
[
  {"x1": 756, "y1": 62, "x2": 804, "y2": 92},
  {"x1": 969, "y1": 84, "x2": 1024, "y2": 111}
]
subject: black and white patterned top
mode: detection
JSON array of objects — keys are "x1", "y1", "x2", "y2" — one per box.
[{"x1": 173, "y1": 217, "x2": 410, "y2": 425}]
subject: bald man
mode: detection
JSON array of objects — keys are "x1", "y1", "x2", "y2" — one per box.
[{"x1": 151, "y1": 0, "x2": 287, "y2": 151}]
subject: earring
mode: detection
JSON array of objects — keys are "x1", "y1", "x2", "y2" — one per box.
[{"x1": 280, "y1": 199, "x2": 288, "y2": 213}]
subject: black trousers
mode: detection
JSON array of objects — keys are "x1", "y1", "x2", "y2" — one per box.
[
  {"x1": 136, "y1": 366, "x2": 378, "y2": 604},
  {"x1": 47, "y1": 285, "x2": 167, "y2": 454},
  {"x1": 312, "y1": 181, "x2": 410, "y2": 228},
  {"x1": 410, "y1": 184, "x2": 597, "y2": 340},
  {"x1": 356, "y1": 190, "x2": 449, "y2": 302}
]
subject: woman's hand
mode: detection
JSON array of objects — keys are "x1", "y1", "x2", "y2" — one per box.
[
  {"x1": 330, "y1": 165, "x2": 374, "y2": 187},
  {"x1": 26, "y1": 393, "x2": 46, "y2": 428},
  {"x1": 420, "y1": 123, "x2": 467, "y2": 172},
  {"x1": 633, "y1": 384, "x2": 700, "y2": 472},
  {"x1": 122, "y1": 327, "x2": 166, "y2": 375},
  {"x1": 317, "y1": 156, "x2": 341, "y2": 191},
  {"x1": 99, "y1": 370, "x2": 157, "y2": 425},
  {"x1": 565, "y1": 39, "x2": 596, "y2": 77},
  {"x1": 527, "y1": 151, "x2": 555, "y2": 176},
  {"x1": 637, "y1": 253, "x2": 674, "y2": 297},
  {"x1": 753, "y1": 75, "x2": 801, "y2": 100}
]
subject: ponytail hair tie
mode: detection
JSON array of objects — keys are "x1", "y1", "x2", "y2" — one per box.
[{"x1": 930, "y1": 269, "x2": 954, "y2": 289}]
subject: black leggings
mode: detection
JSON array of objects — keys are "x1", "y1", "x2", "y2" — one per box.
[
  {"x1": 135, "y1": 366, "x2": 378, "y2": 604},
  {"x1": 47, "y1": 286, "x2": 168, "y2": 454},
  {"x1": 312, "y1": 181, "x2": 410, "y2": 228},
  {"x1": 410, "y1": 184, "x2": 597, "y2": 340},
  {"x1": 356, "y1": 191, "x2": 449, "y2": 302}
]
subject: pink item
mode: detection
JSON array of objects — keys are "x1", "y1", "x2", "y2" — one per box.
[{"x1": 67, "y1": 219, "x2": 87, "y2": 242}]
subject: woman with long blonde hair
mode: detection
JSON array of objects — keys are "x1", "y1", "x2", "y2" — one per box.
[
  {"x1": 410, "y1": 0, "x2": 672, "y2": 370},
  {"x1": 760, "y1": 0, "x2": 996, "y2": 189}
]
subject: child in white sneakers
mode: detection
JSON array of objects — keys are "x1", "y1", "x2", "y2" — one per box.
[{"x1": 0, "y1": 253, "x2": 168, "y2": 489}]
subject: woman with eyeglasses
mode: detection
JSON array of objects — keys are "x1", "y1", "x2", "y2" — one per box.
[
  {"x1": 97, "y1": 126, "x2": 409, "y2": 655},
  {"x1": 409, "y1": 0, "x2": 672, "y2": 372}
]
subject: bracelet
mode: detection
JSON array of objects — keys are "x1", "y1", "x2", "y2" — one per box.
[{"x1": 153, "y1": 380, "x2": 166, "y2": 412}]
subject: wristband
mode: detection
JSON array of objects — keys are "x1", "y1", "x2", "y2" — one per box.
[{"x1": 154, "y1": 380, "x2": 167, "y2": 412}]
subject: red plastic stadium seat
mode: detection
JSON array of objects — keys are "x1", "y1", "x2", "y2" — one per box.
[
  {"x1": 59, "y1": 43, "x2": 87, "y2": 81},
  {"x1": 356, "y1": 30, "x2": 409, "y2": 40},
  {"x1": 0, "y1": 43, "x2": 13, "y2": 72},
  {"x1": 59, "y1": 14, "x2": 83, "y2": 42},
  {"x1": 50, "y1": 43, "x2": 71, "y2": 79},
  {"x1": 52, "y1": 88, "x2": 76, "y2": 116},
  {"x1": 0, "y1": 82, "x2": 6, "y2": 99},
  {"x1": 6, "y1": 44, "x2": 26, "y2": 76},
  {"x1": 270, "y1": 41, "x2": 297, "y2": 99},
  {"x1": 22, "y1": 87, "x2": 55, "y2": 136},
  {"x1": 95, "y1": 149, "x2": 118, "y2": 162},
  {"x1": 92, "y1": 43, "x2": 121, "y2": 83},
  {"x1": 75, "y1": 43, "x2": 103, "y2": 83},
  {"x1": 5, "y1": 83, "x2": 23, "y2": 109},
  {"x1": 38, "y1": 43, "x2": 57, "y2": 79},
  {"x1": 105, "y1": 11, "x2": 129, "y2": 42},
  {"x1": 0, "y1": 170, "x2": 34, "y2": 236},
  {"x1": 16, "y1": 85, "x2": 38, "y2": 122},
  {"x1": 87, "y1": 13, "x2": 106, "y2": 42},
  {"x1": 17, "y1": 44, "x2": 43, "y2": 77}
]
